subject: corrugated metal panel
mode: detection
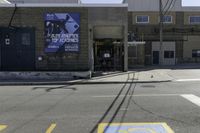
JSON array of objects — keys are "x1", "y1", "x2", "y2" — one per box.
[
  {"x1": 0, "y1": 0, "x2": 10, "y2": 4},
  {"x1": 8, "y1": 0, "x2": 78, "y2": 3},
  {"x1": 127, "y1": 0, "x2": 200, "y2": 12}
]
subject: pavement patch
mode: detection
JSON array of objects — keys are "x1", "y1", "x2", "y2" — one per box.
[
  {"x1": 98, "y1": 123, "x2": 174, "y2": 133},
  {"x1": 0, "y1": 125, "x2": 7, "y2": 131}
]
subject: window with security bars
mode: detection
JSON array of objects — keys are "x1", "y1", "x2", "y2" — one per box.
[
  {"x1": 164, "y1": 51, "x2": 174, "y2": 58},
  {"x1": 22, "y1": 33, "x2": 31, "y2": 45},
  {"x1": 189, "y1": 16, "x2": 200, "y2": 24},
  {"x1": 160, "y1": 15, "x2": 172, "y2": 23},
  {"x1": 136, "y1": 16, "x2": 149, "y2": 23},
  {"x1": 192, "y1": 50, "x2": 200, "y2": 57}
]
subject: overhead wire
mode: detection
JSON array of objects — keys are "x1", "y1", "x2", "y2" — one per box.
[{"x1": 163, "y1": 0, "x2": 177, "y2": 15}]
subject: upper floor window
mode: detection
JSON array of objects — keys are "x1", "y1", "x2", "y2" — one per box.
[
  {"x1": 136, "y1": 16, "x2": 149, "y2": 24},
  {"x1": 189, "y1": 16, "x2": 200, "y2": 24},
  {"x1": 162, "y1": 15, "x2": 173, "y2": 23}
]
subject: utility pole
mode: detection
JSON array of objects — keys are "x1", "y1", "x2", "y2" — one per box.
[{"x1": 159, "y1": 0, "x2": 163, "y2": 65}]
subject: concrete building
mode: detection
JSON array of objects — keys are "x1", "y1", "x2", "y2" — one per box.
[
  {"x1": 126, "y1": 0, "x2": 200, "y2": 67},
  {"x1": 0, "y1": 0, "x2": 200, "y2": 73},
  {"x1": 0, "y1": 3, "x2": 128, "y2": 72}
]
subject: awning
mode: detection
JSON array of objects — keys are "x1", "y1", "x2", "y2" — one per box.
[{"x1": 128, "y1": 41, "x2": 146, "y2": 46}]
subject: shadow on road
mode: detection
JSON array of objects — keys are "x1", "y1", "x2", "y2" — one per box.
[
  {"x1": 89, "y1": 72, "x2": 137, "y2": 133},
  {"x1": 32, "y1": 85, "x2": 77, "y2": 92}
]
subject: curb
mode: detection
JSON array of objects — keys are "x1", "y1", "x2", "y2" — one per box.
[{"x1": 0, "y1": 80, "x2": 173, "y2": 86}]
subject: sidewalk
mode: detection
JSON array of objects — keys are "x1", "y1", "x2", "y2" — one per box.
[
  {"x1": 88, "y1": 70, "x2": 173, "y2": 83},
  {"x1": 0, "y1": 70, "x2": 173, "y2": 85}
]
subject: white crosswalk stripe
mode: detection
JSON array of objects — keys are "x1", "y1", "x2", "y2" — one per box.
[
  {"x1": 181, "y1": 94, "x2": 200, "y2": 107},
  {"x1": 176, "y1": 79, "x2": 200, "y2": 82}
]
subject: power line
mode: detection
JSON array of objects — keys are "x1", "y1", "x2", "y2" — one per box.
[
  {"x1": 165, "y1": 0, "x2": 177, "y2": 15},
  {"x1": 163, "y1": 0, "x2": 177, "y2": 15},
  {"x1": 162, "y1": 0, "x2": 170, "y2": 12}
]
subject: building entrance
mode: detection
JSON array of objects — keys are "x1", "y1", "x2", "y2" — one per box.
[
  {"x1": 0, "y1": 27, "x2": 35, "y2": 71},
  {"x1": 94, "y1": 39, "x2": 124, "y2": 71}
]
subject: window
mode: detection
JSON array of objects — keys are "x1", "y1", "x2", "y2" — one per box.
[
  {"x1": 192, "y1": 50, "x2": 200, "y2": 57},
  {"x1": 136, "y1": 16, "x2": 149, "y2": 23},
  {"x1": 189, "y1": 16, "x2": 200, "y2": 24},
  {"x1": 22, "y1": 33, "x2": 30, "y2": 45},
  {"x1": 160, "y1": 15, "x2": 172, "y2": 23},
  {"x1": 164, "y1": 51, "x2": 174, "y2": 58}
]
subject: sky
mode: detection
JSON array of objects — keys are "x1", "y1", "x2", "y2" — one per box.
[
  {"x1": 182, "y1": 0, "x2": 200, "y2": 6},
  {"x1": 82, "y1": 0, "x2": 200, "y2": 7}
]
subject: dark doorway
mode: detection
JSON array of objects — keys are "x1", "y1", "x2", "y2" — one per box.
[
  {"x1": 153, "y1": 51, "x2": 159, "y2": 65},
  {"x1": 94, "y1": 39, "x2": 124, "y2": 71},
  {"x1": 0, "y1": 28, "x2": 35, "y2": 71}
]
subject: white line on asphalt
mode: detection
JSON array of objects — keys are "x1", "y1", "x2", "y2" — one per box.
[
  {"x1": 181, "y1": 94, "x2": 200, "y2": 107},
  {"x1": 92, "y1": 94, "x2": 184, "y2": 98},
  {"x1": 176, "y1": 79, "x2": 200, "y2": 82}
]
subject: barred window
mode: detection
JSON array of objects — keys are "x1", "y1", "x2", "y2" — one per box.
[
  {"x1": 136, "y1": 16, "x2": 149, "y2": 23},
  {"x1": 22, "y1": 33, "x2": 30, "y2": 45},
  {"x1": 164, "y1": 51, "x2": 174, "y2": 58},
  {"x1": 189, "y1": 16, "x2": 200, "y2": 24}
]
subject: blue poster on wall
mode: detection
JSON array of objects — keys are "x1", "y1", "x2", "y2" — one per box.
[{"x1": 44, "y1": 13, "x2": 80, "y2": 53}]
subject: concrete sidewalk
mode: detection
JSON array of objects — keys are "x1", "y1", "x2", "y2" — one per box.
[
  {"x1": 88, "y1": 70, "x2": 173, "y2": 83},
  {"x1": 0, "y1": 70, "x2": 173, "y2": 85}
]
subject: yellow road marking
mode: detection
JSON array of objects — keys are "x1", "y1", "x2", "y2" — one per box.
[
  {"x1": 0, "y1": 125, "x2": 7, "y2": 132},
  {"x1": 45, "y1": 123, "x2": 56, "y2": 133}
]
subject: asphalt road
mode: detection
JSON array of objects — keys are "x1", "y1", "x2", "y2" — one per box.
[{"x1": 0, "y1": 80, "x2": 200, "y2": 133}]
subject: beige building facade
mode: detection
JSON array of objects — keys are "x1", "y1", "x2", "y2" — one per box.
[{"x1": 126, "y1": 0, "x2": 200, "y2": 67}]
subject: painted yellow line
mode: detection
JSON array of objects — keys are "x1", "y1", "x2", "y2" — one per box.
[
  {"x1": 0, "y1": 125, "x2": 7, "y2": 132},
  {"x1": 45, "y1": 123, "x2": 56, "y2": 133},
  {"x1": 162, "y1": 123, "x2": 175, "y2": 133}
]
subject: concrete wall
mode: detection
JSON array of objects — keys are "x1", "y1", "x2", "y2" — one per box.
[
  {"x1": 184, "y1": 12, "x2": 200, "y2": 25},
  {"x1": 88, "y1": 7, "x2": 128, "y2": 71},
  {"x1": 0, "y1": 7, "x2": 89, "y2": 71},
  {"x1": 152, "y1": 42, "x2": 176, "y2": 65},
  {"x1": 128, "y1": 44, "x2": 145, "y2": 68},
  {"x1": 183, "y1": 36, "x2": 200, "y2": 63}
]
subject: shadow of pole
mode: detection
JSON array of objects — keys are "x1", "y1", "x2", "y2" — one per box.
[{"x1": 89, "y1": 73, "x2": 137, "y2": 133}]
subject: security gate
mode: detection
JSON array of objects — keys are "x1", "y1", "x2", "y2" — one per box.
[{"x1": 0, "y1": 28, "x2": 35, "y2": 71}]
